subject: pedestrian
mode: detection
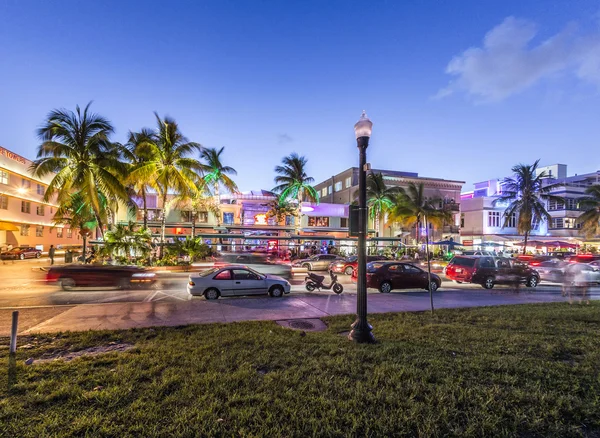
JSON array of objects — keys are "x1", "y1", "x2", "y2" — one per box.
[{"x1": 49, "y1": 244, "x2": 55, "y2": 265}]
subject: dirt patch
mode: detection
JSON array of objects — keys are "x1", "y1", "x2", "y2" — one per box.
[{"x1": 27, "y1": 342, "x2": 135, "y2": 365}]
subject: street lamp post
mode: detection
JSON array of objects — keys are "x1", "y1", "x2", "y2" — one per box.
[{"x1": 349, "y1": 111, "x2": 375, "y2": 343}]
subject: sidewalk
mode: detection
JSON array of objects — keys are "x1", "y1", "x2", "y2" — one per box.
[{"x1": 1, "y1": 289, "x2": 595, "y2": 336}]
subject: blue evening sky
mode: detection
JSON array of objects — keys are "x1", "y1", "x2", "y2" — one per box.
[{"x1": 1, "y1": 0, "x2": 599, "y2": 192}]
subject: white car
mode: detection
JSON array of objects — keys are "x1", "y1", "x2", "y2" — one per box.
[{"x1": 187, "y1": 265, "x2": 292, "y2": 300}]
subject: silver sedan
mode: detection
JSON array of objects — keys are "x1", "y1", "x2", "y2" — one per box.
[{"x1": 187, "y1": 265, "x2": 292, "y2": 300}]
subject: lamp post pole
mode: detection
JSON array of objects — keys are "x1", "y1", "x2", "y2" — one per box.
[{"x1": 349, "y1": 111, "x2": 375, "y2": 343}]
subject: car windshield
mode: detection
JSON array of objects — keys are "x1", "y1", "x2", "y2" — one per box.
[
  {"x1": 451, "y1": 257, "x2": 476, "y2": 267},
  {"x1": 197, "y1": 268, "x2": 219, "y2": 277},
  {"x1": 346, "y1": 256, "x2": 358, "y2": 262}
]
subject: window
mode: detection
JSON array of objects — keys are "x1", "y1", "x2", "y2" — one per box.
[
  {"x1": 334, "y1": 181, "x2": 342, "y2": 192},
  {"x1": 36, "y1": 205, "x2": 45, "y2": 216},
  {"x1": 345, "y1": 177, "x2": 352, "y2": 188},
  {"x1": 551, "y1": 218, "x2": 563, "y2": 229},
  {"x1": 36, "y1": 184, "x2": 45, "y2": 195},
  {"x1": 180, "y1": 211, "x2": 193, "y2": 222},
  {"x1": 321, "y1": 187, "x2": 327, "y2": 197},
  {"x1": 308, "y1": 216, "x2": 329, "y2": 227},
  {"x1": 531, "y1": 218, "x2": 540, "y2": 231},
  {"x1": 403, "y1": 264, "x2": 422, "y2": 273},
  {"x1": 563, "y1": 218, "x2": 581, "y2": 229},
  {"x1": 21, "y1": 201, "x2": 31, "y2": 214},
  {"x1": 223, "y1": 212, "x2": 234, "y2": 225},
  {"x1": 57, "y1": 228, "x2": 63, "y2": 238},
  {"x1": 145, "y1": 209, "x2": 162, "y2": 221},
  {"x1": 340, "y1": 217, "x2": 348, "y2": 228},
  {"x1": 487, "y1": 211, "x2": 501, "y2": 227},
  {"x1": 21, "y1": 178, "x2": 31, "y2": 189},
  {"x1": 285, "y1": 215, "x2": 295, "y2": 226},
  {"x1": 0, "y1": 170, "x2": 8, "y2": 185},
  {"x1": 0, "y1": 195, "x2": 7, "y2": 210},
  {"x1": 506, "y1": 213, "x2": 517, "y2": 228},
  {"x1": 548, "y1": 199, "x2": 564, "y2": 211},
  {"x1": 197, "y1": 212, "x2": 208, "y2": 223},
  {"x1": 20, "y1": 224, "x2": 29, "y2": 236},
  {"x1": 36, "y1": 225, "x2": 43, "y2": 237},
  {"x1": 565, "y1": 198, "x2": 579, "y2": 210},
  {"x1": 67, "y1": 228, "x2": 73, "y2": 238},
  {"x1": 328, "y1": 185, "x2": 332, "y2": 195},
  {"x1": 387, "y1": 264, "x2": 403, "y2": 272},
  {"x1": 213, "y1": 270, "x2": 231, "y2": 280}
]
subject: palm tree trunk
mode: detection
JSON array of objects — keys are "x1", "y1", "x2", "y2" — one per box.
[
  {"x1": 214, "y1": 182, "x2": 221, "y2": 225},
  {"x1": 191, "y1": 212, "x2": 196, "y2": 239},
  {"x1": 142, "y1": 187, "x2": 148, "y2": 230},
  {"x1": 94, "y1": 212, "x2": 104, "y2": 239},
  {"x1": 416, "y1": 214, "x2": 421, "y2": 247},
  {"x1": 523, "y1": 230, "x2": 529, "y2": 255},
  {"x1": 425, "y1": 215, "x2": 433, "y2": 314},
  {"x1": 82, "y1": 233, "x2": 88, "y2": 265},
  {"x1": 159, "y1": 193, "x2": 168, "y2": 259}
]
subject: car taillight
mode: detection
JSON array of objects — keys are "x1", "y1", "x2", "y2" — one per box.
[{"x1": 188, "y1": 281, "x2": 195, "y2": 286}]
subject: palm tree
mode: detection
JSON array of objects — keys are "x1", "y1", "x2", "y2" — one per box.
[
  {"x1": 273, "y1": 153, "x2": 319, "y2": 233},
  {"x1": 577, "y1": 185, "x2": 600, "y2": 237},
  {"x1": 171, "y1": 182, "x2": 219, "y2": 238},
  {"x1": 390, "y1": 182, "x2": 449, "y2": 246},
  {"x1": 103, "y1": 221, "x2": 152, "y2": 261},
  {"x1": 30, "y1": 102, "x2": 129, "y2": 237},
  {"x1": 121, "y1": 129, "x2": 157, "y2": 230},
  {"x1": 493, "y1": 160, "x2": 561, "y2": 254},
  {"x1": 200, "y1": 146, "x2": 238, "y2": 225},
  {"x1": 357, "y1": 172, "x2": 399, "y2": 236},
  {"x1": 129, "y1": 113, "x2": 203, "y2": 258},
  {"x1": 52, "y1": 193, "x2": 99, "y2": 263},
  {"x1": 266, "y1": 197, "x2": 298, "y2": 224}
]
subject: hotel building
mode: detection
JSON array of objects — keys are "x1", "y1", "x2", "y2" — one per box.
[{"x1": 0, "y1": 146, "x2": 80, "y2": 252}]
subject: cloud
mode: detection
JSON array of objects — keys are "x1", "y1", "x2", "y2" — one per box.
[
  {"x1": 437, "y1": 16, "x2": 600, "y2": 102},
  {"x1": 277, "y1": 133, "x2": 293, "y2": 145}
]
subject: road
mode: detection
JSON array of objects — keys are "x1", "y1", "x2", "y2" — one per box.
[{"x1": 0, "y1": 259, "x2": 598, "y2": 309}]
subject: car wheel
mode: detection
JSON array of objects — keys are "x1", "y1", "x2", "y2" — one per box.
[
  {"x1": 455, "y1": 281, "x2": 462, "y2": 284},
  {"x1": 379, "y1": 281, "x2": 392, "y2": 293},
  {"x1": 483, "y1": 277, "x2": 495, "y2": 290},
  {"x1": 269, "y1": 285, "x2": 284, "y2": 298},
  {"x1": 19, "y1": 254, "x2": 25, "y2": 260},
  {"x1": 302, "y1": 263, "x2": 311, "y2": 271},
  {"x1": 428, "y1": 281, "x2": 438, "y2": 293},
  {"x1": 119, "y1": 278, "x2": 131, "y2": 290},
  {"x1": 526, "y1": 276, "x2": 538, "y2": 288},
  {"x1": 36, "y1": 252, "x2": 41, "y2": 258},
  {"x1": 204, "y1": 288, "x2": 220, "y2": 300},
  {"x1": 344, "y1": 266, "x2": 354, "y2": 276},
  {"x1": 305, "y1": 282, "x2": 316, "y2": 292},
  {"x1": 333, "y1": 283, "x2": 343, "y2": 294},
  {"x1": 61, "y1": 278, "x2": 75, "y2": 291}
]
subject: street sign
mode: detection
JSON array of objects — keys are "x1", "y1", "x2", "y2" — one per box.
[{"x1": 462, "y1": 240, "x2": 473, "y2": 246}]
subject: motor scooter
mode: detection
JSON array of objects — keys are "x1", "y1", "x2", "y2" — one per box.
[{"x1": 305, "y1": 270, "x2": 344, "y2": 294}]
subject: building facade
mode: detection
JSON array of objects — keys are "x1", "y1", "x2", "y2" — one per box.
[
  {"x1": 0, "y1": 146, "x2": 80, "y2": 252},
  {"x1": 313, "y1": 168, "x2": 465, "y2": 245}
]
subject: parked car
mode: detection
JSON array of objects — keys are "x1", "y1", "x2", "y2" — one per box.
[
  {"x1": 564, "y1": 263, "x2": 600, "y2": 287},
  {"x1": 535, "y1": 259, "x2": 568, "y2": 283},
  {"x1": 187, "y1": 265, "x2": 291, "y2": 299},
  {"x1": 292, "y1": 254, "x2": 345, "y2": 271},
  {"x1": 351, "y1": 261, "x2": 441, "y2": 293},
  {"x1": 0, "y1": 246, "x2": 42, "y2": 260},
  {"x1": 46, "y1": 265, "x2": 157, "y2": 290},
  {"x1": 214, "y1": 253, "x2": 292, "y2": 279},
  {"x1": 330, "y1": 255, "x2": 389, "y2": 275},
  {"x1": 445, "y1": 256, "x2": 540, "y2": 289}
]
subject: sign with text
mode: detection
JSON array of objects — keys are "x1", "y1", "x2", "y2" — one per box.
[{"x1": 0, "y1": 147, "x2": 27, "y2": 165}]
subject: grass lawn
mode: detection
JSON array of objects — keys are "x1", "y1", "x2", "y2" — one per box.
[{"x1": 1, "y1": 302, "x2": 600, "y2": 437}]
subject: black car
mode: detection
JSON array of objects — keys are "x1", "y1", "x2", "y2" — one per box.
[
  {"x1": 352, "y1": 261, "x2": 442, "y2": 293},
  {"x1": 445, "y1": 256, "x2": 540, "y2": 289}
]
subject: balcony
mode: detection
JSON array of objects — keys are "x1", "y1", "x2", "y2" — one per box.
[
  {"x1": 443, "y1": 225, "x2": 460, "y2": 234},
  {"x1": 443, "y1": 202, "x2": 460, "y2": 212}
]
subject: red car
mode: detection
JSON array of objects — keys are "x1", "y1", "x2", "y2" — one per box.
[
  {"x1": 46, "y1": 265, "x2": 157, "y2": 290},
  {"x1": 351, "y1": 261, "x2": 441, "y2": 293},
  {"x1": 330, "y1": 255, "x2": 389, "y2": 275},
  {"x1": 0, "y1": 246, "x2": 42, "y2": 260}
]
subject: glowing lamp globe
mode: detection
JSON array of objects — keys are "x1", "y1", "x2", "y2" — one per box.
[{"x1": 354, "y1": 110, "x2": 373, "y2": 139}]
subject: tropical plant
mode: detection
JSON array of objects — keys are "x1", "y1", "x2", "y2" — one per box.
[
  {"x1": 357, "y1": 172, "x2": 400, "y2": 236},
  {"x1": 103, "y1": 221, "x2": 152, "y2": 262},
  {"x1": 167, "y1": 236, "x2": 212, "y2": 262},
  {"x1": 273, "y1": 153, "x2": 319, "y2": 233},
  {"x1": 171, "y1": 183, "x2": 220, "y2": 238},
  {"x1": 129, "y1": 113, "x2": 204, "y2": 257},
  {"x1": 389, "y1": 182, "x2": 451, "y2": 246},
  {"x1": 266, "y1": 198, "x2": 298, "y2": 224},
  {"x1": 577, "y1": 185, "x2": 600, "y2": 238},
  {"x1": 30, "y1": 102, "x2": 128, "y2": 237},
  {"x1": 121, "y1": 129, "x2": 157, "y2": 230},
  {"x1": 52, "y1": 193, "x2": 98, "y2": 263},
  {"x1": 493, "y1": 160, "x2": 562, "y2": 254},
  {"x1": 200, "y1": 147, "x2": 238, "y2": 225}
]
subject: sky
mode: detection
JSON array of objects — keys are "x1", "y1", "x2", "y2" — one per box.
[{"x1": 1, "y1": 0, "x2": 600, "y2": 193}]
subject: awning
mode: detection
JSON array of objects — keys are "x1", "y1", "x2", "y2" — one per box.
[{"x1": 0, "y1": 221, "x2": 19, "y2": 231}]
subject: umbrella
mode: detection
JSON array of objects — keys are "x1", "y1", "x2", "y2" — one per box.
[
  {"x1": 545, "y1": 240, "x2": 579, "y2": 249},
  {"x1": 513, "y1": 240, "x2": 545, "y2": 247},
  {"x1": 431, "y1": 240, "x2": 460, "y2": 247}
]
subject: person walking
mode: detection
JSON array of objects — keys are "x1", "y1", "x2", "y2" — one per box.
[{"x1": 49, "y1": 245, "x2": 55, "y2": 265}]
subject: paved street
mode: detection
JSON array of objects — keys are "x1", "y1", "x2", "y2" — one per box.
[{"x1": 0, "y1": 260, "x2": 598, "y2": 335}]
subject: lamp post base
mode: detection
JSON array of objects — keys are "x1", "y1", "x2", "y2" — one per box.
[{"x1": 348, "y1": 319, "x2": 375, "y2": 343}]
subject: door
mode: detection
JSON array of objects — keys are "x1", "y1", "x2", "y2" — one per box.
[
  {"x1": 495, "y1": 258, "x2": 514, "y2": 283},
  {"x1": 231, "y1": 269, "x2": 267, "y2": 296},
  {"x1": 402, "y1": 264, "x2": 427, "y2": 288},
  {"x1": 386, "y1": 264, "x2": 407, "y2": 289},
  {"x1": 212, "y1": 269, "x2": 234, "y2": 296},
  {"x1": 314, "y1": 255, "x2": 333, "y2": 270}
]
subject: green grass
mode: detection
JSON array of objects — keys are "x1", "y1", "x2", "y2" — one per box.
[{"x1": 1, "y1": 303, "x2": 600, "y2": 437}]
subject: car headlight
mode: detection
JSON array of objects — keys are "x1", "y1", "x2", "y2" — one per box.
[{"x1": 132, "y1": 273, "x2": 156, "y2": 278}]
